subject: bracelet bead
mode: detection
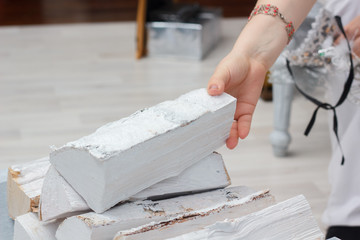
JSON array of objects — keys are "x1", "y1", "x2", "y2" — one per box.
[{"x1": 248, "y1": 4, "x2": 295, "y2": 44}]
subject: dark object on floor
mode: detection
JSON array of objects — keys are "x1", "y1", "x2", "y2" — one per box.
[
  {"x1": 148, "y1": 1, "x2": 201, "y2": 22},
  {"x1": 261, "y1": 71, "x2": 272, "y2": 101},
  {"x1": 326, "y1": 226, "x2": 360, "y2": 240}
]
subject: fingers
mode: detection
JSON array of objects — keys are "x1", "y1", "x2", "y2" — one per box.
[
  {"x1": 237, "y1": 113, "x2": 253, "y2": 139},
  {"x1": 334, "y1": 34, "x2": 344, "y2": 45},
  {"x1": 225, "y1": 101, "x2": 255, "y2": 149},
  {"x1": 207, "y1": 64, "x2": 230, "y2": 96},
  {"x1": 226, "y1": 121, "x2": 239, "y2": 149},
  {"x1": 344, "y1": 16, "x2": 360, "y2": 40},
  {"x1": 353, "y1": 37, "x2": 360, "y2": 57},
  {"x1": 233, "y1": 100, "x2": 257, "y2": 140},
  {"x1": 225, "y1": 113, "x2": 253, "y2": 149}
]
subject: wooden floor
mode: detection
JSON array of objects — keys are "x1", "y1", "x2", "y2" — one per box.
[{"x1": 0, "y1": 19, "x2": 331, "y2": 231}]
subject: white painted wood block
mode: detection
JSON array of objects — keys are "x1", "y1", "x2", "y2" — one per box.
[
  {"x1": 129, "y1": 152, "x2": 231, "y2": 201},
  {"x1": 113, "y1": 195, "x2": 323, "y2": 240},
  {"x1": 55, "y1": 186, "x2": 274, "y2": 240},
  {"x1": 39, "y1": 152, "x2": 231, "y2": 221},
  {"x1": 13, "y1": 212, "x2": 61, "y2": 240},
  {"x1": 50, "y1": 88, "x2": 236, "y2": 213},
  {"x1": 165, "y1": 195, "x2": 324, "y2": 240},
  {"x1": 7, "y1": 157, "x2": 50, "y2": 219},
  {"x1": 39, "y1": 165, "x2": 89, "y2": 221}
]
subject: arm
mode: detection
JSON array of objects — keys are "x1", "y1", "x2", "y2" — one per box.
[{"x1": 207, "y1": 0, "x2": 316, "y2": 149}]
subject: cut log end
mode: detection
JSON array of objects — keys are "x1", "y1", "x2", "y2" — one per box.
[
  {"x1": 7, "y1": 157, "x2": 50, "y2": 219},
  {"x1": 7, "y1": 169, "x2": 33, "y2": 219}
]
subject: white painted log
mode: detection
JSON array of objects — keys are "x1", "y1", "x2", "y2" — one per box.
[
  {"x1": 7, "y1": 157, "x2": 50, "y2": 219},
  {"x1": 113, "y1": 189, "x2": 275, "y2": 240},
  {"x1": 130, "y1": 152, "x2": 231, "y2": 201},
  {"x1": 113, "y1": 195, "x2": 323, "y2": 240},
  {"x1": 50, "y1": 88, "x2": 236, "y2": 213},
  {"x1": 55, "y1": 186, "x2": 274, "y2": 240},
  {"x1": 39, "y1": 165, "x2": 89, "y2": 221},
  {"x1": 13, "y1": 212, "x2": 61, "y2": 240},
  {"x1": 165, "y1": 195, "x2": 324, "y2": 240},
  {"x1": 8, "y1": 152, "x2": 230, "y2": 222},
  {"x1": 40, "y1": 152, "x2": 231, "y2": 221}
]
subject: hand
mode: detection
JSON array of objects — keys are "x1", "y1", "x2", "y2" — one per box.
[
  {"x1": 207, "y1": 51, "x2": 267, "y2": 149},
  {"x1": 335, "y1": 15, "x2": 360, "y2": 56},
  {"x1": 346, "y1": 16, "x2": 360, "y2": 57},
  {"x1": 206, "y1": 0, "x2": 316, "y2": 149}
]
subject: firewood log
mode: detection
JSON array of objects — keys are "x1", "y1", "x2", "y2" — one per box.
[
  {"x1": 55, "y1": 187, "x2": 274, "y2": 240},
  {"x1": 39, "y1": 152, "x2": 231, "y2": 221},
  {"x1": 113, "y1": 195, "x2": 324, "y2": 240},
  {"x1": 137, "y1": 195, "x2": 324, "y2": 240},
  {"x1": 50, "y1": 88, "x2": 236, "y2": 213},
  {"x1": 13, "y1": 212, "x2": 61, "y2": 240},
  {"x1": 7, "y1": 157, "x2": 50, "y2": 219}
]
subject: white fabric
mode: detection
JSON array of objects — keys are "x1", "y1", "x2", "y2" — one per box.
[{"x1": 321, "y1": 0, "x2": 360, "y2": 227}]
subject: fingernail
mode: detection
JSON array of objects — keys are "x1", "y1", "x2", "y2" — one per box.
[{"x1": 209, "y1": 85, "x2": 219, "y2": 90}]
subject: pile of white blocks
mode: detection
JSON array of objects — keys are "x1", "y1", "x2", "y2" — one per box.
[{"x1": 8, "y1": 89, "x2": 324, "y2": 239}]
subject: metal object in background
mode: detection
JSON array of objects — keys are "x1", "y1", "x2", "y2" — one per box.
[{"x1": 147, "y1": 8, "x2": 222, "y2": 60}]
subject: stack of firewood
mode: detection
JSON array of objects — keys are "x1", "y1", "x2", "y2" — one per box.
[{"x1": 8, "y1": 89, "x2": 324, "y2": 240}]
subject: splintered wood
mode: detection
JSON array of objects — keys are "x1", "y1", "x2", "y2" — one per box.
[
  {"x1": 114, "y1": 195, "x2": 323, "y2": 240},
  {"x1": 163, "y1": 195, "x2": 324, "y2": 240},
  {"x1": 50, "y1": 88, "x2": 236, "y2": 213},
  {"x1": 7, "y1": 157, "x2": 50, "y2": 219},
  {"x1": 55, "y1": 187, "x2": 274, "y2": 240}
]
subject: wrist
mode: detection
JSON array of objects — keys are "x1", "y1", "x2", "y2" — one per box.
[
  {"x1": 249, "y1": 4, "x2": 295, "y2": 43},
  {"x1": 232, "y1": 14, "x2": 288, "y2": 70}
]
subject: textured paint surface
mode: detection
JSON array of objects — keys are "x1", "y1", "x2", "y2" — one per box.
[
  {"x1": 55, "y1": 89, "x2": 234, "y2": 160},
  {"x1": 50, "y1": 88, "x2": 236, "y2": 213},
  {"x1": 167, "y1": 195, "x2": 324, "y2": 240},
  {"x1": 41, "y1": 152, "x2": 230, "y2": 221},
  {"x1": 40, "y1": 166, "x2": 88, "y2": 221},
  {"x1": 113, "y1": 189, "x2": 272, "y2": 240},
  {"x1": 56, "y1": 186, "x2": 266, "y2": 240},
  {"x1": 9, "y1": 157, "x2": 49, "y2": 189},
  {"x1": 13, "y1": 212, "x2": 61, "y2": 240}
]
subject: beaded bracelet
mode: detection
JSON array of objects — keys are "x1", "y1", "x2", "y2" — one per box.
[{"x1": 248, "y1": 4, "x2": 295, "y2": 44}]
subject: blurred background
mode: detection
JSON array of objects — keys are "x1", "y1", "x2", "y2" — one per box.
[{"x1": 0, "y1": 0, "x2": 254, "y2": 25}]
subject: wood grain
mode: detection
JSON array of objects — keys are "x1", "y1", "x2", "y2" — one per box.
[{"x1": 7, "y1": 157, "x2": 50, "y2": 219}]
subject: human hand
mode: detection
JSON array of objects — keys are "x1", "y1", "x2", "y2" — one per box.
[
  {"x1": 207, "y1": 51, "x2": 267, "y2": 149},
  {"x1": 335, "y1": 15, "x2": 360, "y2": 56},
  {"x1": 207, "y1": 0, "x2": 316, "y2": 149}
]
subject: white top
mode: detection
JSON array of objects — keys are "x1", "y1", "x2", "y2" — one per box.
[{"x1": 322, "y1": 0, "x2": 360, "y2": 227}]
